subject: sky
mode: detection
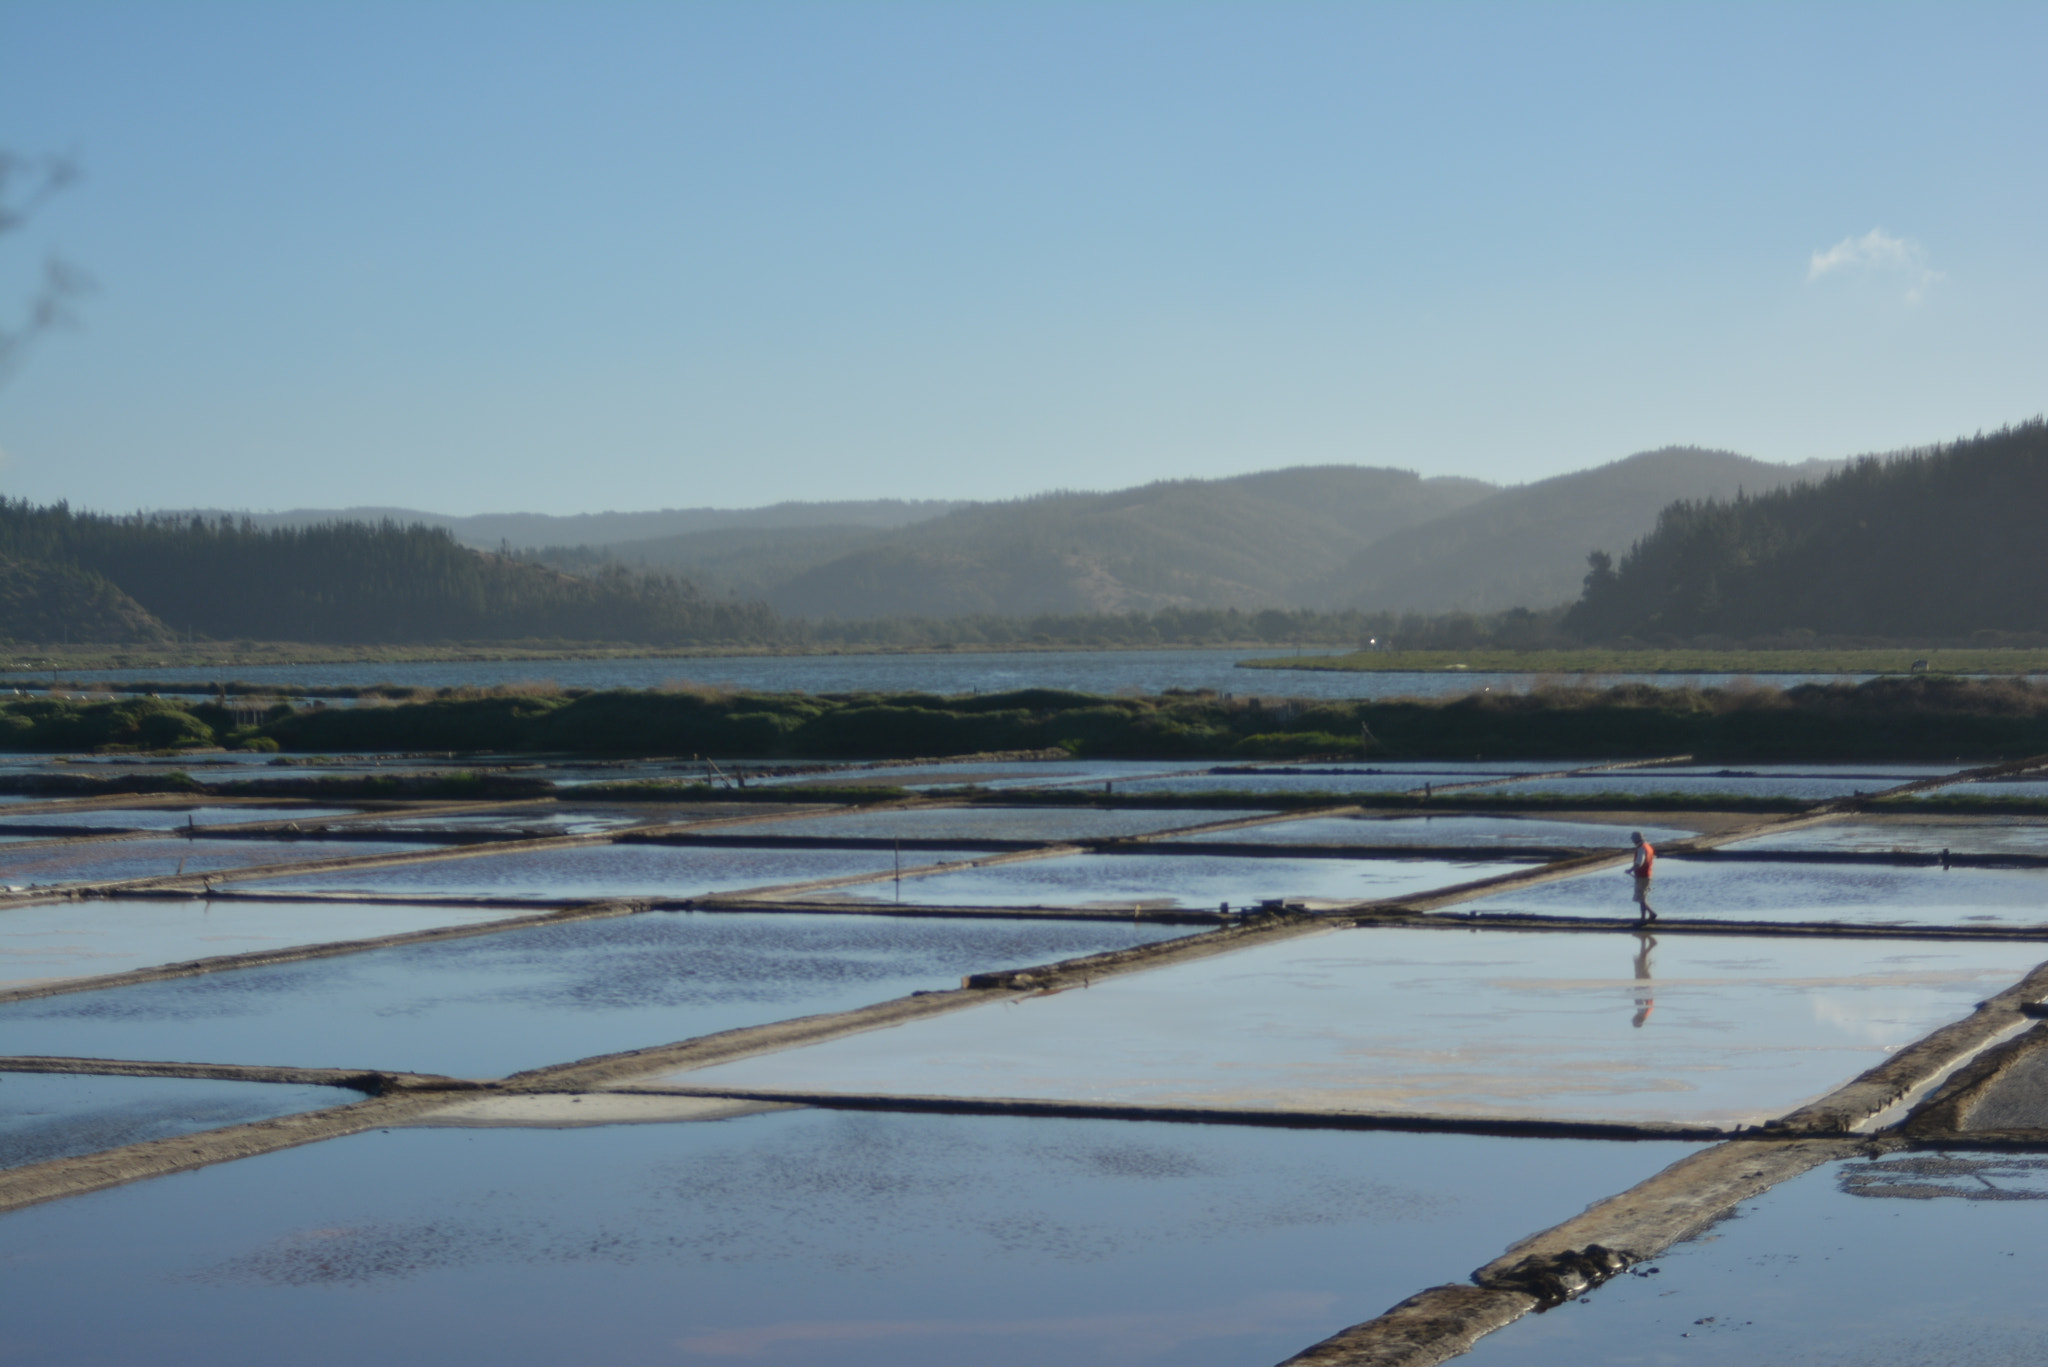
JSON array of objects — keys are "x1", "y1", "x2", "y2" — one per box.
[{"x1": 0, "y1": 1, "x2": 2042, "y2": 517}]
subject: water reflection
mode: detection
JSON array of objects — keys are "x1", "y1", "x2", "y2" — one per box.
[{"x1": 1631, "y1": 932, "x2": 1656, "y2": 1029}]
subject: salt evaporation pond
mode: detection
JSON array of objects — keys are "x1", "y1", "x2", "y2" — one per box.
[
  {"x1": 239, "y1": 842, "x2": 965, "y2": 900},
  {"x1": 665, "y1": 928, "x2": 2043, "y2": 1127},
  {"x1": 0, "y1": 897, "x2": 542, "y2": 990},
  {"x1": 1457, "y1": 1150, "x2": 2048, "y2": 1366},
  {"x1": 0, "y1": 805, "x2": 359, "y2": 832},
  {"x1": 1115, "y1": 767, "x2": 1555, "y2": 798},
  {"x1": 1160, "y1": 813, "x2": 1701, "y2": 850},
  {"x1": 351, "y1": 808, "x2": 667, "y2": 836},
  {"x1": 0, "y1": 911, "x2": 1194, "y2": 1077},
  {"x1": 1912, "y1": 777, "x2": 2048, "y2": 800},
  {"x1": 738, "y1": 804, "x2": 1270, "y2": 843},
  {"x1": 1735, "y1": 815, "x2": 2048, "y2": 858},
  {"x1": 753, "y1": 757, "x2": 1216, "y2": 791},
  {"x1": 1479, "y1": 859, "x2": 2048, "y2": 928},
  {"x1": 813, "y1": 852, "x2": 1531, "y2": 909},
  {"x1": 1489, "y1": 768, "x2": 1946, "y2": 801},
  {"x1": 0, "y1": 1109, "x2": 1700, "y2": 1367},
  {"x1": 0, "y1": 837, "x2": 441, "y2": 887},
  {"x1": 0, "y1": 1072, "x2": 349, "y2": 1170}
]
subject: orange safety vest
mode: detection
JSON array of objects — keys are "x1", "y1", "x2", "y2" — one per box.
[{"x1": 1633, "y1": 841, "x2": 1656, "y2": 877}]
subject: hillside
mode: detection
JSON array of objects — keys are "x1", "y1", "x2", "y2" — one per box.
[
  {"x1": 166, "y1": 499, "x2": 968, "y2": 550},
  {"x1": 0, "y1": 502, "x2": 774, "y2": 646},
  {"x1": 1566, "y1": 422, "x2": 2048, "y2": 640},
  {"x1": 0, "y1": 555, "x2": 170, "y2": 644},
  {"x1": 764, "y1": 466, "x2": 1496, "y2": 618},
  {"x1": 534, "y1": 522, "x2": 899, "y2": 600},
  {"x1": 1302, "y1": 448, "x2": 1842, "y2": 614}
]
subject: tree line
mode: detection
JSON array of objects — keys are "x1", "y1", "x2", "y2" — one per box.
[
  {"x1": 1566, "y1": 421, "x2": 2048, "y2": 642},
  {"x1": 0, "y1": 502, "x2": 775, "y2": 645}
]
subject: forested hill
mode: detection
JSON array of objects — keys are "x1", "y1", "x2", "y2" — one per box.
[
  {"x1": 1302, "y1": 448, "x2": 1841, "y2": 614},
  {"x1": 1565, "y1": 421, "x2": 2048, "y2": 640},
  {"x1": 762, "y1": 467, "x2": 1497, "y2": 617},
  {"x1": 0, "y1": 502, "x2": 774, "y2": 645}
]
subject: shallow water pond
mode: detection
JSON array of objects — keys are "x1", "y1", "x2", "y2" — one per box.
[
  {"x1": 739, "y1": 804, "x2": 1270, "y2": 843},
  {"x1": 240, "y1": 842, "x2": 968, "y2": 900},
  {"x1": 668, "y1": 927, "x2": 2043, "y2": 1127},
  {"x1": 0, "y1": 897, "x2": 542, "y2": 990},
  {"x1": 0, "y1": 805, "x2": 358, "y2": 832},
  {"x1": 1483, "y1": 859, "x2": 2048, "y2": 928},
  {"x1": 753, "y1": 758, "x2": 1217, "y2": 791},
  {"x1": 0, "y1": 837, "x2": 441, "y2": 889},
  {"x1": 1489, "y1": 771, "x2": 1926, "y2": 801},
  {"x1": 839, "y1": 852, "x2": 1530, "y2": 910},
  {"x1": 1160, "y1": 813, "x2": 1699, "y2": 850},
  {"x1": 1458, "y1": 1150, "x2": 2048, "y2": 1366},
  {"x1": 0, "y1": 1072, "x2": 348, "y2": 1170},
  {"x1": 0, "y1": 911, "x2": 1193, "y2": 1077},
  {"x1": 0, "y1": 1110, "x2": 1699, "y2": 1367},
  {"x1": 1735, "y1": 816, "x2": 2048, "y2": 858}
]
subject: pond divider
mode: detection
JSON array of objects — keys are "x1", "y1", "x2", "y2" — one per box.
[
  {"x1": 0, "y1": 899, "x2": 645, "y2": 1007},
  {"x1": 1270, "y1": 952, "x2": 2048, "y2": 1366}
]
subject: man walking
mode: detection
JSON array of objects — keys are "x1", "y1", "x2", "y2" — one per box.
[{"x1": 1627, "y1": 830, "x2": 1657, "y2": 923}]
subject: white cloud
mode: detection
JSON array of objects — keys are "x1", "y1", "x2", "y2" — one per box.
[{"x1": 1807, "y1": 228, "x2": 1944, "y2": 302}]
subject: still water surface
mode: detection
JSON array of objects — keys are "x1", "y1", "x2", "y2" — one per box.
[
  {"x1": 0, "y1": 1112, "x2": 1699, "y2": 1367},
  {"x1": 4, "y1": 648, "x2": 1882, "y2": 699}
]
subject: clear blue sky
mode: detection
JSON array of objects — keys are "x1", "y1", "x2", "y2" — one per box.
[{"x1": 1, "y1": 1, "x2": 2042, "y2": 516}]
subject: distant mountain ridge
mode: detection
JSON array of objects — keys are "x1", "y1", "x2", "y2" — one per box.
[
  {"x1": 1303, "y1": 448, "x2": 1844, "y2": 614},
  {"x1": 763, "y1": 467, "x2": 1498, "y2": 618},
  {"x1": 159, "y1": 499, "x2": 970, "y2": 550},
  {"x1": 134, "y1": 447, "x2": 1852, "y2": 626}
]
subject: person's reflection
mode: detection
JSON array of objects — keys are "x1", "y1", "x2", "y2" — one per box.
[{"x1": 1630, "y1": 932, "x2": 1657, "y2": 1029}]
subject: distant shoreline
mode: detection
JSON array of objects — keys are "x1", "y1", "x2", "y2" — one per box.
[
  {"x1": 1242, "y1": 647, "x2": 2048, "y2": 677},
  {"x1": 12, "y1": 641, "x2": 2048, "y2": 679},
  {"x1": 0, "y1": 640, "x2": 1316, "y2": 676}
]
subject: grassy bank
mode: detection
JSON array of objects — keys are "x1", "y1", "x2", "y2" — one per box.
[
  {"x1": 5, "y1": 676, "x2": 2048, "y2": 763},
  {"x1": 1241, "y1": 647, "x2": 2048, "y2": 676}
]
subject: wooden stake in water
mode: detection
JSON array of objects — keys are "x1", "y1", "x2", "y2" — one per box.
[{"x1": 894, "y1": 840, "x2": 901, "y2": 902}]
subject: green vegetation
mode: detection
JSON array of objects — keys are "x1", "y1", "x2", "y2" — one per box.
[
  {"x1": 1568, "y1": 421, "x2": 2048, "y2": 641},
  {"x1": 531, "y1": 466, "x2": 1495, "y2": 618},
  {"x1": 6, "y1": 675, "x2": 2048, "y2": 763},
  {"x1": 1301, "y1": 446, "x2": 1838, "y2": 615},
  {"x1": 0, "y1": 501, "x2": 774, "y2": 645}
]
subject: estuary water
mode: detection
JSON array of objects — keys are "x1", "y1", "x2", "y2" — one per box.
[{"x1": 4, "y1": 648, "x2": 1883, "y2": 699}]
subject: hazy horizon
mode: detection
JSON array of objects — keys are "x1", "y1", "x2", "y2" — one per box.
[{"x1": 3, "y1": 2, "x2": 2042, "y2": 516}]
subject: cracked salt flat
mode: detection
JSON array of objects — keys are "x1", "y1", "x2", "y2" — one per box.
[
  {"x1": 0, "y1": 1072, "x2": 349, "y2": 1170},
  {"x1": 662, "y1": 928, "x2": 2045, "y2": 1127},
  {"x1": 1458, "y1": 1151, "x2": 2048, "y2": 1366},
  {"x1": 0, "y1": 897, "x2": 539, "y2": 989},
  {"x1": 1479, "y1": 859, "x2": 2048, "y2": 927},
  {"x1": 236, "y1": 842, "x2": 974, "y2": 900},
  {"x1": 1158, "y1": 813, "x2": 1701, "y2": 850},
  {"x1": 808, "y1": 852, "x2": 1531, "y2": 909},
  {"x1": 0, "y1": 1109, "x2": 1698, "y2": 1367},
  {"x1": 0, "y1": 837, "x2": 440, "y2": 888},
  {"x1": 0, "y1": 911, "x2": 1193, "y2": 1077}
]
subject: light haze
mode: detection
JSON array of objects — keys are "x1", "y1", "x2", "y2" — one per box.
[{"x1": 0, "y1": 1, "x2": 2041, "y2": 515}]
